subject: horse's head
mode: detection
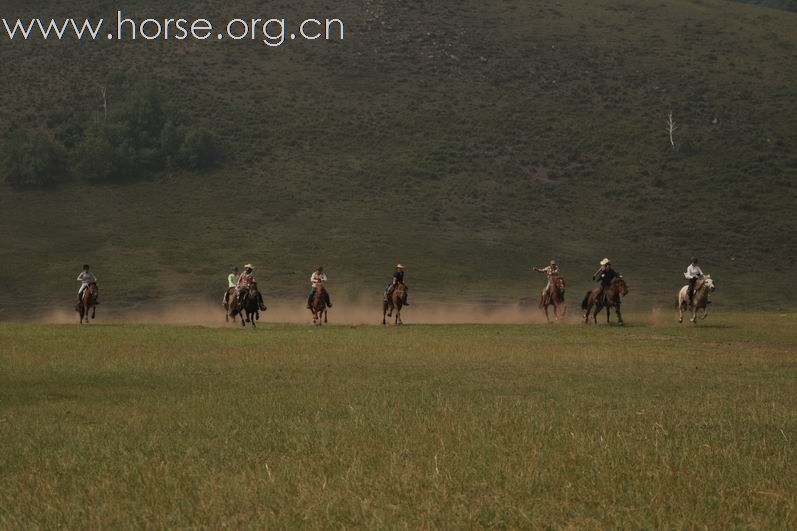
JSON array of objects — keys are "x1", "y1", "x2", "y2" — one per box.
[
  {"x1": 614, "y1": 276, "x2": 629, "y2": 296},
  {"x1": 555, "y1": 276, "x2": 566, "y2": 290},
  {"x1": 701, "y1": 275, "x2": 715, "y2": 292}
]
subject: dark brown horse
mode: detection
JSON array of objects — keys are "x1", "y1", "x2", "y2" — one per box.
[
  {"x1": 581, "y1": 277, "x2": 629, "y2": 325},
  {"x1": 76, "y1": 282, "x2": 98, "y2": 324},
  {"x1": 310, "y1": 283, "x2": 328, "y2": 325},
  {"x1": 229, "y1": 284, "x2": 264, "y2": 328},
  {"x1": 539, "y1": 274, "x2": 567, "y2": 323},
  {"x1": 383, "y1": 283, "x2": 406, "y2": 325}
]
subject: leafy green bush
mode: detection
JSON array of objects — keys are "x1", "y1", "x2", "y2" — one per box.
[{"x1": 1, "y1": 130, "x2": 68, "y2": 188}]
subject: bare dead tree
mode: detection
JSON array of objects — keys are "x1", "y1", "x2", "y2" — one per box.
[
  {"x1": 100, "y1": 86, "x2": 107, "y2": 122},
  {"x1": 666, "y1": 111, "x2": 678, "y2": 149}
]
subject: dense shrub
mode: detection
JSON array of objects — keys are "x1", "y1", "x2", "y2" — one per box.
[
  {"x1": 70, "y1": 82, "x2": 223, "y2": 182},
  {"x1": 177, "y1": 127, "x2": 223, "y2": 170},
  {"x1": 1, "y1": 130, "x2": 68, "y2": 188}
]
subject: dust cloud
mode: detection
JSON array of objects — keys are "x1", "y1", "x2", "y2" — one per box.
[
  {"x1": 40, "y1": 294, "x2": 684, "y2": 327},
  {"x1": 41, "y1": 295, "x2": 573, "y2": 327}
]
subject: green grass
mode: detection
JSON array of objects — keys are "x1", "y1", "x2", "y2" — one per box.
[
  {"x1": 0, "y1": 0, "x2": 796, "y2": 317},
  {"x1": 1, "y1": 315, "x2": 796, "y2": 528}
]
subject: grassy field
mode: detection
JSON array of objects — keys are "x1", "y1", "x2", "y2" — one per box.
[{"x1": 1, "y1": 315, "x2": 795, "y2": 528}]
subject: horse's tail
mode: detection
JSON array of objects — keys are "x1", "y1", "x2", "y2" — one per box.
[{"x1": 581, "y1": 291, "x2": 591, "y2": 310}]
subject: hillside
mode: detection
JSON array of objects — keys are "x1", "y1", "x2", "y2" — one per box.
[
  {"x1": 0, "y1": 0, "x2": 795, "y2": 318},
  {"x1": 732, "y1": 0, "x2": 797, "y2": 11}
]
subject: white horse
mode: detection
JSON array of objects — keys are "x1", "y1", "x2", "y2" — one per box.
[{"x1": 678, "y1": 275, "x2": 715, "y2": 323}]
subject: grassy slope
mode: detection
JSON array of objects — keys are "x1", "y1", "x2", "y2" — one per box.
[
  {"x1": 1, "y1": 316, "x2": 796, "y2": 527},
  {"x1": 0, "y1": 0, "x2": 795, "y2": 317},
  {"x1": 732, "y1": 0, "x2": 797, "y2": 11}
]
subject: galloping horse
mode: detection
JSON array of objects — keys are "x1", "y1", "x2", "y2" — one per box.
[
  {"x1": 383, "y1": 283, "x2": 406, "y2": 325},
  {"x1": 229, "y1": 285, "x2": 265, "y2": 328},
  {"x1": 678, "y1": 275, "x2": 715, "y2": 324},
  {"x1": 77, "y1": 282, "x2": 98, "y2": 324},
  {"x1": 582, "y1": 277, "x2": 629, "y2": 325},
  {"x1": 242, "y1": 284, "x2": 264, "y2": 328},
  {"x1": 310, "y1": 282, "x2": 329, "y2": 325},
  {"x1": 540, "y1": 274, "x2": 567, "y2": 323},
  {"x1": 223, "y1": 287, "x2": 235, "y2": 322}
]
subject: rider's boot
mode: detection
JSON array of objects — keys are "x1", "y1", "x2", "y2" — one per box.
[
  {"x1": 403, "y1": 295, "x2": 409, "y2": 306},
  {"x1": 258, "y1": 293, "x2": 267, "y2": 311}
]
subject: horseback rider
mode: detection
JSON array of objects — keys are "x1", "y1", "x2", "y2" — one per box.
[
  {"x1": 76, "y1": 264, "x2": 98, "y2": 304},
  {"x1": 534, "y1": 260, "x2": 560, "y2": 302},
  {"x1": 307, "y1": 266, "x2": 332, "y2": 309},
  {"x1": 385, "y1": 264, "x2": 409, "y2": 306},
  {"x1": 592, "y1": 258, "x2": 619, "y2": 304},
  {"x1": 222, "y1": 266, "x2": 239, "y2": 306},
  {"x1": 684, "y1": 257, "x2": 705, "y2": 307},
  {"x1": 236, "y1": 264, "x2": 267, "y2": 311}
]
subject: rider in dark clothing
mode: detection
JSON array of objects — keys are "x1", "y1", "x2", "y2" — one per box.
[
  {"x1": 593, "y1": 258, "x2": 619, "y2": 303},
  {"x1": 385, "y1": 264, "x2": 409, "y2": 305}
]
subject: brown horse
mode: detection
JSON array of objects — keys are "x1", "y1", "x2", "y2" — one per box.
[
  {"x1": 383, "y1": 283, "x2": 406, "y2": 325},
  {"x1": 76, "y1": 282, "x2": 98, "y2": 324},
  {"x1": 310, "y1": 283, "x2": 328, "y2": 325},
  {"x1": 539, "y1": 274, "x2": 567, "y2": 323},
  {"x1": 581, "y1": 277, "x2": 629, "y2": 325}
]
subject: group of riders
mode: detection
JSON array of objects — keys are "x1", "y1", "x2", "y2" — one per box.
[
  {"x1": 75, "y1": 257, "x2": 710, "y2": 316},
  {"x1": 216, "y1": 263, "x2": 410, "y2": 314},
  {"x1": 532, "y1": 256, "x2": 709, "y2": 308}
]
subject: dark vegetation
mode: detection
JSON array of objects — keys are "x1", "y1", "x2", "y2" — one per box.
[{"x1": 1, "y1": 77, "x2": 222, "y2": 188}]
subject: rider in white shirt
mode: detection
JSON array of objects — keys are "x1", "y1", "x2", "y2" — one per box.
[
  {"x1": 222, "y1": 266, "x2": 239, "y2": 306},
  {"x1": 307, "y1": 266, "x2": 332, "y2": 308},
  {"x1": 685, "y1": 258, "x2": 705, "y2": 306},
  {"x1": 76, "y1": 264, "x2": 98, "y2": 303}
]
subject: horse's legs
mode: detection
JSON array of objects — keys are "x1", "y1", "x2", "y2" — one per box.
[
  {"x1": 543, "y1": 305, "x2": 551, "y2": 324},
  {"x1": 616, "y1": 305, "x2": 624, "y2": 325},
  {"x1": 92, "y1": 305, "x2": 96, "y2": 320},
  {"x1": 606, "y1": 305, "x2": 611, "y2": 324},
  {"x1": 324, "y1": 309, "x2": 328, "y2": 324}
]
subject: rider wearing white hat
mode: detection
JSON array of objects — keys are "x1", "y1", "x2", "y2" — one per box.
[
  {"x1": 385, "y1": 264, "x2": 409, "y2": 305},
  {"x1": 236, "y1": 264, "x2": 266, "y2": 310},
  {"x1": 593, "y1": 258, "x2": 620, "y2": 303}
]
